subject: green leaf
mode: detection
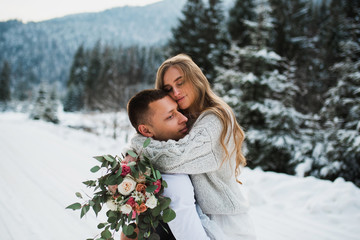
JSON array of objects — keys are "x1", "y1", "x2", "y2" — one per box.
[
  {"x1": 75, "y1": 192, "x2": 83, "y2": 199},
  {"x1": 108, "y1": 216, "x2": 117, "y2": 223},
  {"x1": 111, "y1": 160, "x2": 118, "y2": 169},
  {"x1": 155, "y1": 170, "x2": 161, "y2": 180},
  {"x1": 138, "y1": 161, "x2": 147, "y2": 173},
  {"x1": 151, "y1": 205, "x2": 161, "y2": 217},
  {"x1": 127, "y1": 150, "x2": 138, "y2": 158},
  {"x1": 80, "y1": 204, "x2": 90, "y2": 218},
  {"x1": 145, "y1": 185, "x2": 158, "y2": 193},
  {"x1": 66, "y1": 202, "x2": 81, "y2": 210},
  {"x1": 93, "y1": 156, "x2": 105, "y2": 162},
  {"x1": 101, "y1": 229, "x2": 112, "y2": 239},
  {"x1": 105, "y1": 175, "x2": 118, "y2": 185},
  {"x1": 126, "y1": 224, "x2": 135, "y2": 236},
  {"x1": 116, "y1": 222, "x2": 121, "y2": 231},
  {"x1": 127, "y1": 161, "x2": 136, "y2": 167},
  {"x1": 107, "y1": 210, "x2": 117, "y2": 218},
  {"x1": 160, "y1": 198, "x2": 171, "y2": 210},
  {"x1": 162, "y1": 208, "x2": 176, "y2": 223},
  {"x1": 90, "y1": 165, "x2": 101, "y2": 173},
  {"x1": 143, "y1": 138, "x2": 151, "y2": 148},
  {"x1": 148, "y1": 232, "x2": 160, "y2": 240},
  {"x1": 143, "y1": 156, "x2": 150, "y2": 164},
  {"x1": 83, "y1": 180, "x2": 97, "y2": 187},
  {"x1": 115, "y1": 166, "x2": 123, "y2": 177},
  {"x1": 162, "y1": 180, "x2": 168, "y2": 188},
  {"x1": 97, "y1": 223, "x2": 106, "y2": 229},
  {"x1": 127, "y1": 211, "x2": 133, "y2": 222},
  {"x1": 130, "y1": 165, "x2": 139, "y2": 179},
  {"x1": 104, "y1": 155, "x2": 115, "y2": 162}
]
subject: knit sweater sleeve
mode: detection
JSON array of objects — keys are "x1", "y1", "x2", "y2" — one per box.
[{"x1": 130, "y1": 112, "x2": 224, "y2": 174}]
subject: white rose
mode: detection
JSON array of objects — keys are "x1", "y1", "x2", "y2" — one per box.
[
  {"x1": 106, "y1": 198, "x2": 119, "y2": 211},
  {"x1": 118, "y1": 176, "x2": 137, "y2": 196},
  {"x1": 120, "y1": 204, "x2": 132, "y2": 214},
  {"x1": 145, "y1": 194, "x2": 158, "y2": 209}
]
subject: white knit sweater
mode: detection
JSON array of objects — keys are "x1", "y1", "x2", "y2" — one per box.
[{"x1": 130, "y1": 111, "x2": 249, "y2": 215}]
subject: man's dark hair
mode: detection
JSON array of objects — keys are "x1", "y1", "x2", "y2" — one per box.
[{"x1": 127, "y1": 89, "x2": 168, "y2": 133}]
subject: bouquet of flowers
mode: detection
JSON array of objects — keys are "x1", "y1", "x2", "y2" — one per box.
[{"x1": 66, "y1": 138, "x2": 176, "y2": 240}]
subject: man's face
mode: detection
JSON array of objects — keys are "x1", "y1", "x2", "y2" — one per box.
[{"x1": 145, "y1": 96, "x2": 188, "y2": 141}]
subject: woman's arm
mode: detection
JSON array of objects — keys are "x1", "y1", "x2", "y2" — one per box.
[{"x1": 130, "y1": 113, "x2": 224, "y2": 174}]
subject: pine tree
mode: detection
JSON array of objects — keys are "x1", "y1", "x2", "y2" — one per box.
[
  {"x1": 0, "y1": 60, "x2": 11, "y2": 103},
  {"x1": 43, "y1": 87, "x2": 59, "y2": 124},
  {"x1": 268, "y1": 0, "x2": 309, "y2": 60},
  {"x1": 31, "y1": 85, "x2": 59, "y2": 123},
  {"x1": 315, "y1": 4, "x2": 360, "y2": 186},
  {"x1": 64, "y1": 44, "x2": 87, "y2": 112},
  {"x1": 227, "y1": 0, "x2": 256, "y2": 47},
  {"x1": 200, "y1": 0, "x2": 229, "y2": 80},
  {"x1": 169, "y1": 0, "x2": 227, "y2": 84},
  {"x1": 214, "y1": 1, "x2": 307, "y2": 174},
  {"x1": 169, "y1": 0, "x2": 206, "y2": 69},
  {"x1": 85, "y1": 41, "x2": 102, "y2": 110},
  {"x1": 30, "y1": 85, "x2": 47, "y2": 120}
]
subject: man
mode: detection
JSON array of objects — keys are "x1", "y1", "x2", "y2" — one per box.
[{"x1": 126, "y1": 89, "x2": 210, "y2": 240}]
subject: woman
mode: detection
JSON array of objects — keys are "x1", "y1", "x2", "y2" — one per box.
[{"x1": 131, "y1": 54, "x2": 256, "y2": 239}]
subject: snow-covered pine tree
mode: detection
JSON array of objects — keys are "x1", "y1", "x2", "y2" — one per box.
[
  {"x1": 31, "y1": 85, "x2": 59, "y2": 123},
  {"x1": 315, "y1": 5, "x2": 360, "y2": 186},
  {"x1": 30, "y1": 85, "x2": 47, "y2": 120},
  {"x1": 43, "y1": 87, "x2": 59, "y2": 124},
  {"x1": 215, "y1": 0, "x2": 307, "y2": 174}
]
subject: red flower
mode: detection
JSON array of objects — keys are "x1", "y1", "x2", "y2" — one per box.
[
  {"x1": 153, "y1": 180, "x2": 161, "y2": 194},
  {"x1": 121, "y1": 165, "x2": 131, "y2": 177},
  {"x1": 127, "y1": 197, "x2": 136, "y2": 207}
]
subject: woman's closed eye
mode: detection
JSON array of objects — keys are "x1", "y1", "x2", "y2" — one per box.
[{"x1": 176, "y1": 81, "x2": 184, "y2": 87}]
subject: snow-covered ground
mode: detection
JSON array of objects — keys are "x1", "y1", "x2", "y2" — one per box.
[{"x1": 0, "y1": 112, "x2": 359, "y2": 240}]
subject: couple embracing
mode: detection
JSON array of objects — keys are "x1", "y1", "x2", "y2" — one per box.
[{"x1": 124, "y1": 54, "x2": 256, "y2": 240}]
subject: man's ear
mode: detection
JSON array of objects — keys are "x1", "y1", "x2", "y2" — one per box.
[{"x1": 138, "y1": 124, "x2": 154, "y2": 138}]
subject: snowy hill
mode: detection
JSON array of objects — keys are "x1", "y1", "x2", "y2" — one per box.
[
  {"x1": 0, "y1": 112, "x2": 359, "y2": 240},
  {"x1": 0, "y1": 0, "x2": 186, "y2": 85}
]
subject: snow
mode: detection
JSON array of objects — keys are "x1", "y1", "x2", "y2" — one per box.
[{"x1": 1, "y1": 112, "x2": 360, "y2": 240}]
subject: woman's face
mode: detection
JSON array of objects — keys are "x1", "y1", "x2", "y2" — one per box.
[{"x1": 162, "y1": 66, "x2": 196, "y2": 110}]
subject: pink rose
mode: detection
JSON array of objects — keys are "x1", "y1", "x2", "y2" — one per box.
[
  {"x1": 127, "y1": 197, "x2": 136, "y2": 207},
  {"x1": 153, "y1": 180, "x2": 161, "y2": 194},
  {"x1": 122, "y1": 154, "x2": 137, "y2": 164},
  {"x1": 121, "y1": 165, "x2": 131, "y2": 177}
]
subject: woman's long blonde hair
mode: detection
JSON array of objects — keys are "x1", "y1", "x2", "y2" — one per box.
[{"x1": 155, "y1": 54, "x2": 246, "y2": 180}]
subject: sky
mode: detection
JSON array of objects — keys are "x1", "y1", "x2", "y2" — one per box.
[{"x1": 0, "y1": 0, "x2": 162, "y2": 23}]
